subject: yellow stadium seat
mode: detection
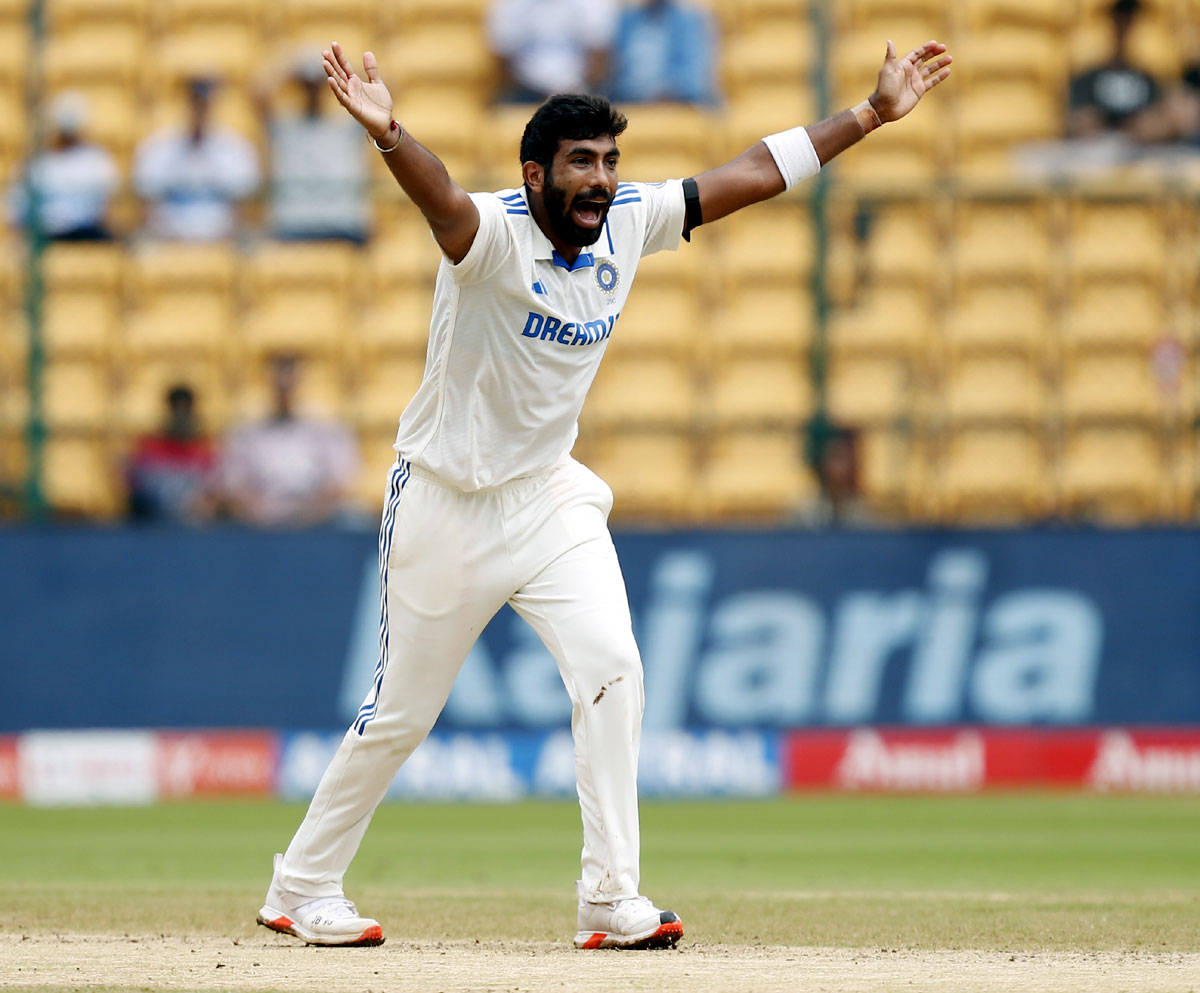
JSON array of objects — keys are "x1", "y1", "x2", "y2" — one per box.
[
  {"x1": 952, "y1": 199, "x2": 1053, "y2": 287},
  {"x1": 158, "y1": 0, "x2": 262, "y2": 31},
  {"x1": 350, "y1": 354, "x2": 425, "y2": 430},
  {"x1": 713, "y1": 281, "x2": 814, "y2": 357},
  {"x1": 380, "y1": 24, "x2": 493, "y2": 91},
  {"x1": 837, "y1": 0, "x2": 947, "y2": 28},
  {"x1": 1067, "y1": 201, "x2": 1168, "y2": 285},
  {"x1": 941, "y1": 355, "x2": 1048, "y2": 427},
  {"x1": 0, "y1": 22, "x2": 29, "y2": 93},
  {"x1": 1068, "y1": 7, "x2": 1182, "y2": 77},
  {"x1": 40, "y1": 244, "x2": 124, "y2": 357},
  {"x1": 152, "y1": 26, "x2": 258, "y2": 89},
  {"x1": 827, "y1": 354, "x2": 918, "y2": 426},
  {"x1": 357, "y1": 287, "x2": 433, "y2": 356},
  {"x1": 385, "y1": 0, "x2": 489, "y2": 27},
  {"x1": 124, "y1": 244, "x2": 238, "y2": 355},
  {"x1": 955, "y1": 82, "x2": 1061, "y2": 177},
  {"x1": 1060, "y1": 354, "x2": 1165, "y2": 424},
  {"x1": 859, "y1": 426, "x2": 928, "y2": 517},
  {"x1": 937, "y1": 427, "x2": 1051, "y2": 522},
  {"x1": 827, "y1": 285, "x2": 932, "y2": 360},
  {"x1": 113, "y1": 355, "x2": 228, "y2": 435},
  {"x1": 586, "y1": 432, "x2": 698, "y2": 522},
  {"x1": 716, "y1": 202, "x2": 815, "y2": 282},
  {"x1": 703, "y1": 429, "x2": 818, "y2": 521},
  {"x1": 859, "y1": 200, "x2": 941, "y2": 287},
  {"x1": 583, "y1": 357, "x2": 699, "y2": 432},
  {"x1": 960, "y1": 0, "x2": 1070, "y2": 30},
  {"x1": 42, "y1": 435, "x2": 123, "y2": 518},
  {"x1": 610, "y1": 283, "x2": 703, "y2": 358},
  {"x1": 952, "y1": 27, "x2": 1065, "y2": 90},
  {"x1": 724, "y1": 87, "x2": 818, "y2": 158},
  {"x1": 41, "y1": 358, "x2": 113, "y2": 432},
  {"x1": 43, "y1": 27, "x2": 143, "y2": 91},
  {"x1": 940, "y1": 283, "x2": 1053, "y2": 365},
  {"x1": 708, "y1": 356, "x2": 815, "y2": 430},
  {"x1": 240, "y1": 242, "x2": 360, "y2": 356},
  {"x1": 1061, "y1": 282, "x2": 1166, "y2": 355},
  {"x1": 45, "y1": 0, "x2": 148, "y2": 31},
  {"x1": 722, "y1": 20, "x2": 815, "y2": 96},
  {"x1": 1059, "y1": 425, "x2": 1171, "y2": 521}
]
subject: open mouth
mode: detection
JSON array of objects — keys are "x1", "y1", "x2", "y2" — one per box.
[{"x1": 571, "y1": 196, "x2": 610, "y2": 229}]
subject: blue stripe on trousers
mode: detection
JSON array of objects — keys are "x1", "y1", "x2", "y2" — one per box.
[{"x1": 354, "y1": 458, "x2": 410, "y2": 735}]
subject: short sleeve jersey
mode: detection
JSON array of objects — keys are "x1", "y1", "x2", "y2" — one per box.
[{"x1": 393, "y1": 180, "x2": 686, "y2": 490}]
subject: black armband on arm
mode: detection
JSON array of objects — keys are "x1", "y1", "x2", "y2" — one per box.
[{"x1": 682, "y1": 176, "x2": 703, "y2": 242}]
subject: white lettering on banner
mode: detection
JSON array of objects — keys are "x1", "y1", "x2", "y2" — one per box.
[
  {"x1": 1088, "y1": 731, "x2": 1200, "y2": 792},
  {"x1": 343, "y1": 546, "x2": 1105, "y2": 728},
  {"x1": 19, "y1": 731, "x2": 157, "y2": 806},
  {"x1": 835, "y1": 730, "x2": 985, "y2": 791},
  {"x1": 694, "y1": 593, "x2": 824, "y2": 724},
  {"x1": 970, "y1": 592, "x2": 1102, "y2": 723},
  {"x1": 387, "y1": 736, "x2": 523, "y2": 800}
]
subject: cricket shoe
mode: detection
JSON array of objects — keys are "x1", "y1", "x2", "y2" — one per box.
[
  {"x1": 574, "y1": 887, "x2": 684, "y2": 950},
  {"x1": 257, "y1": 854, "x2": 384, "y2": 947}
]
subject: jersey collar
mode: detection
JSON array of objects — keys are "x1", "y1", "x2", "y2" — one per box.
[{"x1": 526, "y1": 199, "x2": 616, "y2": 270}]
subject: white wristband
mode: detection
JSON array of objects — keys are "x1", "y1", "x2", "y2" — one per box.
[{"x1": 762, "y1": 125, "x2": 821, "y2": 191}]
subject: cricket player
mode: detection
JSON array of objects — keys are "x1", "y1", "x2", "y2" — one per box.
[{"x1": 257, "y1": 37, "x2": 951, "y2": 950}]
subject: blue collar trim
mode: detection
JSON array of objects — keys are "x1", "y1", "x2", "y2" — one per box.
[{"x1": 551, "y1": 251, "x2": 595, "y2": 272}]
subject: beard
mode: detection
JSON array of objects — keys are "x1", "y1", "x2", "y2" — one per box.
[{"x1": 541, "y1": 169, "x2": 612, "y2": 248}]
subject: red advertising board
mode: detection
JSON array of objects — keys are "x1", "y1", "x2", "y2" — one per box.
[
  {"x1": 0, "y1": 736, "x2": 18, "y2": 799},
  {"x1": 783, "y1": 728, "x2": 1200, "y2": 792},
  {"x1": 156, "y1": 731, "x2": 278, "y2": 798}
]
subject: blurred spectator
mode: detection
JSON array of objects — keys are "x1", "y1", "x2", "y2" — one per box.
[
  {"x1": 1067, "y1": 0, "x2": 1171, "y2": 142},
  {"x1": 797, "y1": 425, "x2": 874, "y2": 529},
  {"x1": 126, "y1": 384, "x2": 218, "y2": 524},
  {"x1": 219, "y1": 354, "x2": 360, "y2": 527},
  {"x1": 6, "y1": 92, "x2": 119, "y2": 241},
  {"x1": 487, "y1": 0, "x2": 618, "y2": 102},
  {"x1": 259, "y1": 53, "x2": 369, "y2": 243},
  {"x1": 607, "y1": 0, "x2": 719, "y2": 106},
  {"x1": 1166, "y1": 63, "x2": 1200, "y2": 145},
  {"x1": 132, "y1": 76, "x2": 260, "y2": 240}
]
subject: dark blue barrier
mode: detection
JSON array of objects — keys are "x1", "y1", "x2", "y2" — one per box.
[{"x1": 2, "y1": 527, "x2": 1198, "y2": 732}]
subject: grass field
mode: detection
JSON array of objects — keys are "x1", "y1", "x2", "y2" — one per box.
[{"x1": 2, "y1": 794, "x2": 1199, "y2": 992}]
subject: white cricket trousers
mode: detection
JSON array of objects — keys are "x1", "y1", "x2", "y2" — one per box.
[{"x1": 277, "y1": 455, "x2": 646, "y2": 904}]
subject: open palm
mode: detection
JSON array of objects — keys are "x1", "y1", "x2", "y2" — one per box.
[
  {"x1": 323, "y1": 41, "x2": 394, "y2": 139},
  {"x1": 871, "y1": 40, "x2": 952, "y2": 123}
]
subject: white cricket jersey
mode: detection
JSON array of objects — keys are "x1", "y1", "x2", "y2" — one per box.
[{"x1": 393, "y1": 179, "x2": 686, "y2": 490}]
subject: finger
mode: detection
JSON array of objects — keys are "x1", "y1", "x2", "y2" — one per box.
[
  {"x1": 323, "y1": 51, "x2": 347, "y2": 85},
  {"x1": 906, "y1": 40, "x2": 947, "y2": 64},
  {"x1": 925, "y1": 66, "x2": 952, "y2": 89},
  {"x1": 886, "y1": 39, "x2": 897, "y2": 61},
  {"x1": 326, "y1": 75, "x2": 354, "y2": 109},
  {"x1": 362, "y1": 50, "x2": 381, "y2": 84},
  {"x1": 331, "y1": 41, "x2": 356, "y2": 79},
  {"x1": 922, "y1": 54, "x2": 953, "y2": 75}
]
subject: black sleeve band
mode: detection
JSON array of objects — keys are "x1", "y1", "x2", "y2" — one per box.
[{"x1": 682, "y1": 177, "x2": 703, "y2": 243}]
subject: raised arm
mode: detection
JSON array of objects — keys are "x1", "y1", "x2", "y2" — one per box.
[
  {"x1": 323, "y1": 42, "x2": 479, "y2": 264},
  {"x1": 693, "y1": 40, "x2": 952, "y2": 227}
]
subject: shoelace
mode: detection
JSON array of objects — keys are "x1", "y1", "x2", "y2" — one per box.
[{"x1": 300, "y1": 896, "x2": 360, "y2": 920}]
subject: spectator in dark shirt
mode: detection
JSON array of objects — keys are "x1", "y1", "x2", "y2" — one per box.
[
  {"x1": 1067, "y1": 0, "x2": 1170, "y2": 142},
  {"x1": 127, "y1": 384, "x2": 217, "y2": 524}
]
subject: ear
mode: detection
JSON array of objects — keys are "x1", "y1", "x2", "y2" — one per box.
[{"x1": 522, "y1": 160, "x2": 545, "y2": 193}]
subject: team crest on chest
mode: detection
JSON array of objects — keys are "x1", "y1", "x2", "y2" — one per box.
[{"x1": 595, "y1": 260, "x2": 620, "y2": 294}]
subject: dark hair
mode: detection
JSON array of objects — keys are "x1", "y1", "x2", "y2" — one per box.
[{"x1": 519, "y1": 93, "x2": 628, "y2": 168}]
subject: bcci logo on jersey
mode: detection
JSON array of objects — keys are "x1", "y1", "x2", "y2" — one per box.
[{"x1": 595, "y1": 260, "x2": 619, "y2": 294}]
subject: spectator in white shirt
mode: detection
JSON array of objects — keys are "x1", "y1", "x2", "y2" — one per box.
[
  {"x1": 219, "y1": 354, "x2": 361, "y2": 527},
  {"x1": 487, "y1": 0, "x2": 618, "y2": 102},
  {"x1": 7, "y1": 91, "x2": 119, "y2": 241},
  {"x1": 132, "y1": 76, "x2": 260, "y2": 241}
]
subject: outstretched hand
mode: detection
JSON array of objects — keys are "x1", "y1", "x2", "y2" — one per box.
[
  {"x1": 323, "y1": 41, "x2": 394, "y2": 141},
  {"x1": 869, "y1": 40, "x2": 952, "y2": 123}
]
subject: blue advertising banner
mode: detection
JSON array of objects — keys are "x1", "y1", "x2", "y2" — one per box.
[{"x1": 2, "y1": 527, "x2": 1198, "y2": 732}]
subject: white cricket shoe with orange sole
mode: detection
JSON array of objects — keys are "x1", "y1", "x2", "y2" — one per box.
[
  {"x1": 257, "y1": 854, "x2": 384, "y2": 947},
  {"x1": 573, "y1": 884, "x2": 684, "y2": 950}
]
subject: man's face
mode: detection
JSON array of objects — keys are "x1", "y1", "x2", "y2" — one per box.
[{"x1": 540, "y1": 135, "x2": 620, "y2": 248}]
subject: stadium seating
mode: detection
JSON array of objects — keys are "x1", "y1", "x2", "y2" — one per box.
[{"x1": 2, "y1": 0, "x2": 1196, "y2": 527}]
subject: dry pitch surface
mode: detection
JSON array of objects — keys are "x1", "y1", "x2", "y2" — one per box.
[
  {"x1": 3, "y1": 798, "x2": 1199, "y2": 992},
  {"x1": 4, "y1": 932, "x2": 1199, "y2": 993}
]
